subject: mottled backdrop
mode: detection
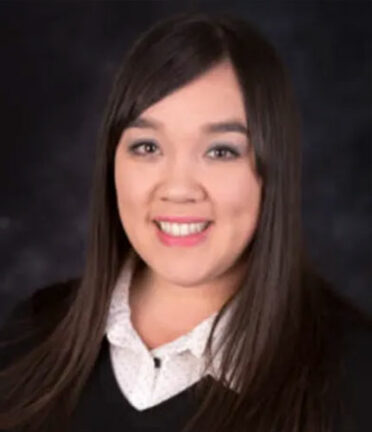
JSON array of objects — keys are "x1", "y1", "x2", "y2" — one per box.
[{"x1": 0, "y1": 1, "x2": 371, "y2": 319}]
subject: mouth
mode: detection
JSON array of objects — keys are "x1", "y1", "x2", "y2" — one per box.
[
  {"x1": 153, "y1": 220, "x2": 213, "y2": 230},
  {"x1": 152, "y1": 220, "x2": 213, "y2": 246}
]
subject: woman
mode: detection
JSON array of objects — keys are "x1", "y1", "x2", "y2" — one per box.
[{"x1": 0, "y1": 11, "x2": 370, "y2": 432}]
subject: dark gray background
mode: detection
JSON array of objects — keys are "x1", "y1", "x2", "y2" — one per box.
[{"x1": 0, "y1": 1, "x2": 371, "y2": 318}]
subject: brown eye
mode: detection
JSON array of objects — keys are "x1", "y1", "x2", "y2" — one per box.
[
  {"x1": 207, "y1": 145, "x2": 240, "y2": 160},
  {"x1": 127, "y1": 141, "x2": 240, "y2": 160},
  {"x1": 128, "y1": 140, "x2": 159, "y2": 155}
]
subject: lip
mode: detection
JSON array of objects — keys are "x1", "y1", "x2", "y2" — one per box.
[
  {"x1": 153, "y1": 216, "x2": 212, "y2": 223},
  {"x1": 153, "y1": 220, "x2": 213, "y2": 247}
]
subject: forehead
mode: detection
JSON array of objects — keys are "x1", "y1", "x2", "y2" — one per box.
[{"x1": 127, "y1": 60, "x2": 247, "y2": 136}]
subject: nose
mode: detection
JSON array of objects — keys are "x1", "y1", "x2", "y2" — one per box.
[{"x1": 158, "y1": 157, "x2": 205, "y2": 203}]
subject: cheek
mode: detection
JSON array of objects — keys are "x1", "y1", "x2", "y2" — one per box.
[
  {"x1": 213, "y1": 168, "x2": 261, "y2": 219},
  {"x1": 115, "y1": 155, "x2": 154, "y2": 227},
  {"x1": 114, "y1": 156, "x2": 151, "y2": 217}
]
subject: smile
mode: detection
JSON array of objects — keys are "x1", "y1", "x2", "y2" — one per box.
[
  {"x1": 155, "y1": 221, "x2": 211, "y2": 236},
  {"x1": 153, "y1": 221, "x2": 213, "y2": 247}
]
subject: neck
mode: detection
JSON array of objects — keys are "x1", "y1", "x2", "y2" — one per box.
[{"x1": 129, "y1": 255, "x2": 247, "y2": 320}]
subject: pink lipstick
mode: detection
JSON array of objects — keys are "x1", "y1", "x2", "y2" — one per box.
[
  {"x1": 153, "y1": 221, "x2": 213, "y2": 247},
  {"x1": 154, "y1": 216, "x2": 211, "y2": 223}
]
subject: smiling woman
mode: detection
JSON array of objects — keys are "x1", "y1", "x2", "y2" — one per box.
[
  {"x1": 113, "y1": 59, "x2": 261, "y2": 305},
  {"x1": 0, "y1": 10, "x2": 371, "y2": 432}
]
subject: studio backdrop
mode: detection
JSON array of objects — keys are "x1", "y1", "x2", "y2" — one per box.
[{"x1": 0, "y1": 1, "x2": 371, "y2": 320}]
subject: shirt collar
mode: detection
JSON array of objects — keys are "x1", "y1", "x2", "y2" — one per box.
[{"x1": 105, "y1": 250, "x2": 234, "y2": 361}]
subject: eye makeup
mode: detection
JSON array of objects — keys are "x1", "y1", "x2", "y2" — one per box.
[{"x1": 127, "y1": 140, "x2": 243, "y2": 160}]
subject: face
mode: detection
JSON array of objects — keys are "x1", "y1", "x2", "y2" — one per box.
[{"x1": 114, "y1": 60, "x2": 262, "y2": 301}]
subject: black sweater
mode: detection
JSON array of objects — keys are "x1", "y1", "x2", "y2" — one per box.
[{"x1": 0, "y1": 279, "x2": 371, "y2": 432}]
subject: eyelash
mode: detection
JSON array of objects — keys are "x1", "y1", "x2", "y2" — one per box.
[{"x1": 128, "y1": 140, "x2": 240, "y2": 160}]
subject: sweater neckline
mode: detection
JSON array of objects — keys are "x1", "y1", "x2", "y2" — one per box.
[{"x1": 97, "y1": 334, "x2": 215, "y2": 415}]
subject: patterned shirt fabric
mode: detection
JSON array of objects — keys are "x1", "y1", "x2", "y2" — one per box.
[{"x1": 105, "y1": 249, "x2": 236, "y2": 411}]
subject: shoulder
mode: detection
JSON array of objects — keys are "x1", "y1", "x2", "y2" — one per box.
[
  {"x1": 2, "y1": 277, "x2": 81, "y2": 328},
  {"x1": 320, "y1": 276, "x2": 372, "y2": 368},
  {"x1": 0, "y1": 278, "x2": 81, "y2": 368},
  {"x1": 339, "y1": 307, "x2": 372, "y2": 432},
  {"x1": 321, "y1": 283, "x2": 372, "y2": 431},
  {"x1": 31, "y1": 277, "x2": 81, "y2": 324}
]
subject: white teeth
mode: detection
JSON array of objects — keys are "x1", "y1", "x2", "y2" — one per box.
[{"x1": 157, "y1": 221, "x2": 209, "y2": 236}]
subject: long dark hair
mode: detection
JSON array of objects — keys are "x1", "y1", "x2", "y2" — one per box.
[{"x1": 0, "y1": 11, "x2": 369, "y2": 432}]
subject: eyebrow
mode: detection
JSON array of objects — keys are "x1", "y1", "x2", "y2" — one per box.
[{"x1": 126, "y1": 116, "x2": 249, "y2": 136}]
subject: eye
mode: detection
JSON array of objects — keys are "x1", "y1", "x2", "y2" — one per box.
[
  {"x1": 128, "y1": 140, "x2": 159, "y2": 155},
  {"x1": 127, "y1": 141, "x2": 241, "y2": 160},
  {"x1": 207, "y1": 145, "x2": 240, "y2": 160}
]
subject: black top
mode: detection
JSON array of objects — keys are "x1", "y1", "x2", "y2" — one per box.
[
  {"x1": 0, "y1": 279, "x2": 371, "y2": 432},
  {"x1": 70, "y1": 335, "x2": 212, "y2": 432}
]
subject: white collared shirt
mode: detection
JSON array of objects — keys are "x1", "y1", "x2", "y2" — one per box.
[{"x1": 105, "y1": 250, "x2": 234, "y2": 411}]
